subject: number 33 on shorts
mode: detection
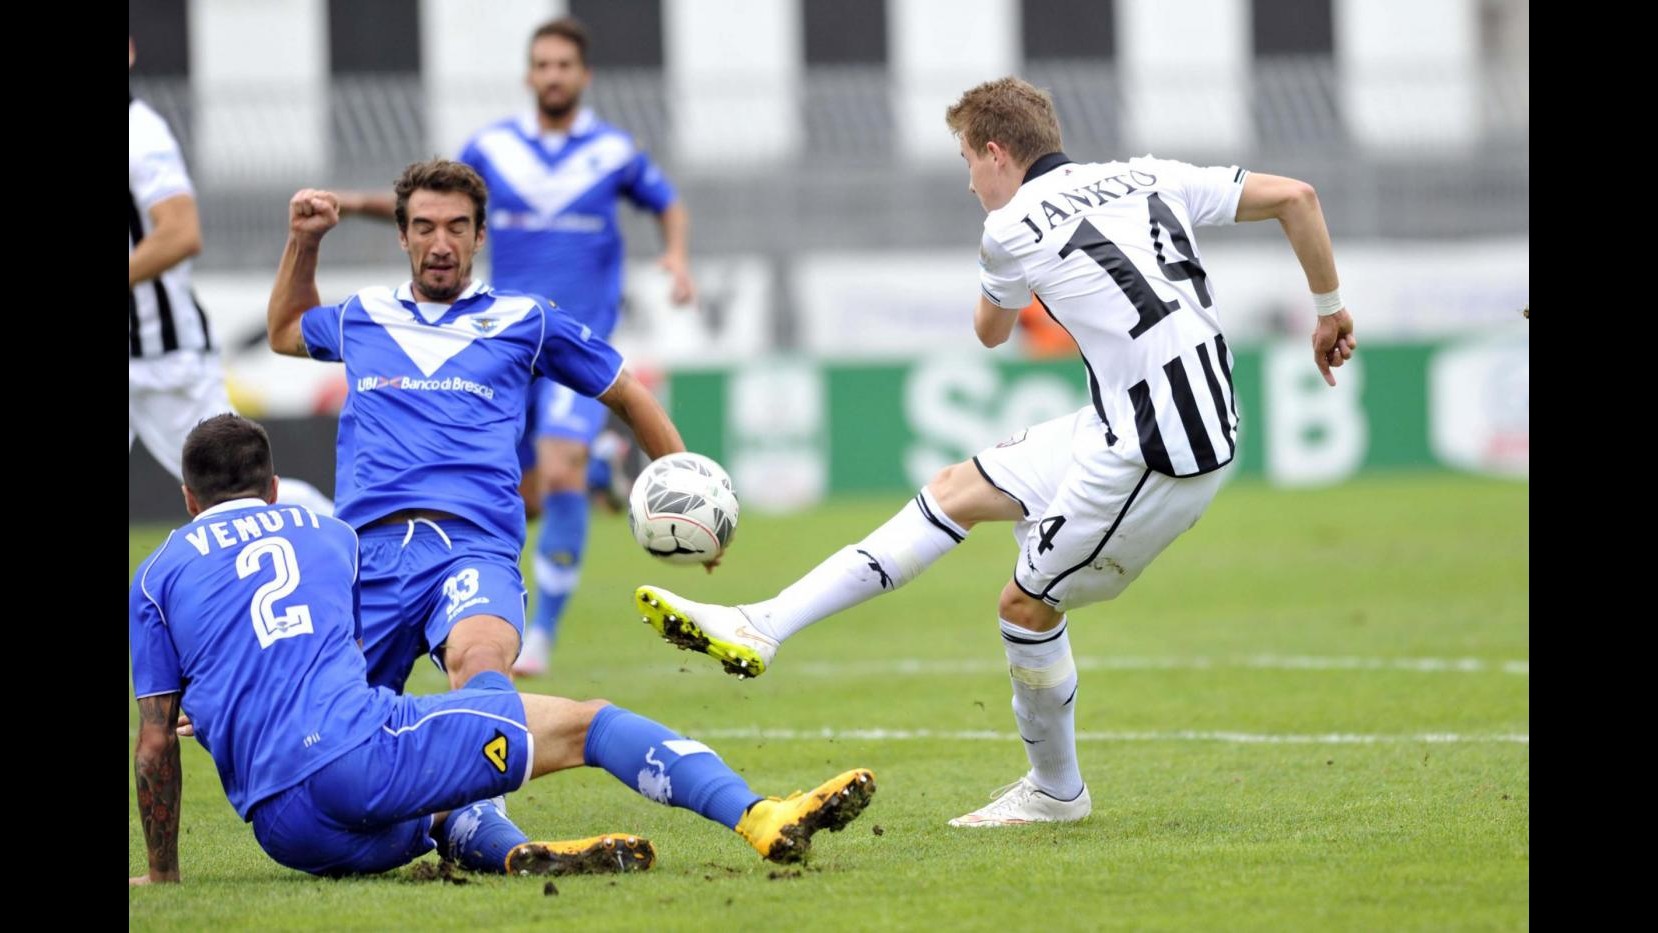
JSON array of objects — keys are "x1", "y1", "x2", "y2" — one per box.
[{"x1": 443, "y1": 568, "x2": 485, "y2": 619}]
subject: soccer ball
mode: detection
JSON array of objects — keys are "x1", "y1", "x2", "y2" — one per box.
[{"x1": 627, "y1": 452, "x2": 740, "y2": 565}]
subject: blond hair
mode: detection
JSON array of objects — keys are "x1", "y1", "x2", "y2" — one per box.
[{"x1": 944, "y1": 77, "x2": 1063, "y2": 166}]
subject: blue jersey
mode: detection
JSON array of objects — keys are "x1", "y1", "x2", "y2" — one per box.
[
  {"x1": 458, "y1": 109, "x2": 676, "y2": 339},
  {"x1": 128, "y1": 498, "x2": 396, "y2": 819},
  {"x1": 301, "y1": 281, "x2": 624, "y2": 546}
]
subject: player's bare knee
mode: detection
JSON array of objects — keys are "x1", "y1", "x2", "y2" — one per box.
[
  {"x1": 538, "y1": 460, "x2": 586, "y2": 493},
  {"x1": 537, "y1": 440, "x2": 589, "y2": 493},
  {"x1": 925, "y1": 463, "x2": 959, "y2": 493},
  {"x1": 998, "y1": 582, "x2": 1063, "y2": 632},
  {"x1": 443, "y1": 619, "x2": 519, "y2": 686},
  {"x1": 928, "y1": 460, "x2": 1020, "y2": 528},
  {"x1": 924, "y1": 463, "x2": 972, "y2": 525},
  {"x1": 552, "y1": 697, "x2": 611, "y2": 741},
  {"x1": 522, "y1": 695, "x2": 608, "y2": 775},
  {"x1": 446, "y1": 644, "x2": 514, "y2": 689}
]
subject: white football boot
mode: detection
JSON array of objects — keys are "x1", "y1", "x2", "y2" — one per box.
[
  {"x1": 512, "y1": 627, "x2": 550, "y2": 677},
  {"x1": 634, "y1": 585, "x2": 779, "y2": 678},
  {"x1": 947, "y1": 773, "x2": 1092, "y2": 827}
]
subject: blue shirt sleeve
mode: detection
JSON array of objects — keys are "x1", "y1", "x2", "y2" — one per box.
[
  {"x1": 456, "y1": 139, "x2": 486, "y2": 176},
  {"x1": 620, "y1": 149, "x2": 677, "y2": 214},
  {"x1": 301, "y1": 303, "x2": 347, "y2": 362},
  {"x1": 130, "y1": 552, "x2": 183, "y2": 699},
  {"x1": 533, "y1": 301, "x2": 625, "y2": 397}
]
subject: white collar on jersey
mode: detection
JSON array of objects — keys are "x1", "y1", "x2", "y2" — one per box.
[
  {"x1": 393, "y1": 280, "x2": 487, "y2": 305},
  {"x1": 192, "y1": 497, "x2": 271, "y2": 521},
  {"x1": 516, "y1": 107, "x2": 597, "y2": 144}
]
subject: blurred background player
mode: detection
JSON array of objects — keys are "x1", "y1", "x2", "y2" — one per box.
[
  {"x1": 337, "y1": 17, "x2": 696, "y2": 676},
  {"x1": 130, "y1": 413, "x2": 876, "y2": 883},
  {"x1": 130, "y1": 37, "x2": 336, "y2": 518},
  {"x1": 634, "y1": 76, "x2": 1355, "y2": 828}
]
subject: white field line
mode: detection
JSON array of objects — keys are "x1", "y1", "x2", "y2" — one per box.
[
  {"x1": 127, "y1": 724, "x2": 1529, "y2": 745},
  {"x1": 692, "y1": 727, "x2": 1530, "y2": 745},
  {"x1": 632, "y1": 655, "x2": 1530, "y2": 677}
]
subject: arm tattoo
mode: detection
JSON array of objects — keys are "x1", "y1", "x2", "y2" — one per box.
[{"x1": 134, "y1": 693, "x2": 183, "y2": 880}]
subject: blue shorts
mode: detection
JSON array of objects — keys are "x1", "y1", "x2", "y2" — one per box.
[
  {"x1": 249, "y1": 672, "x2": 531, "y2": 876},
  {"x1": 516, "y1": 379, "x2": 609, "y2": 471},
  {"x1": 358, "y1": 518, "x2": 527, "y2": 692}
]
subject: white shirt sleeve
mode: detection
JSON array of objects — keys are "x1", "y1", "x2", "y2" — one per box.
[
  {"x1": 978, "y1": 232, "x2": 1032, "y2": 309},
  {"x1": 1139, "y1": 156, "x2": 1247, "y2": 228},
  {"x1": 129, "y1": 102, "x2": 195, "y2": 213}
]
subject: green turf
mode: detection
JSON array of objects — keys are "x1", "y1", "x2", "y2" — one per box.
[{"x1": 129, "y1": 472, "x2": 1528, "y2": 930}]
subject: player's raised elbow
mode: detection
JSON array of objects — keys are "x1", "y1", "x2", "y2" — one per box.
[
  {"x1": 1237, "y1": 173, "x2": 1320, "y2": 223},
  {"x1": 150, "y1": 195, "x2": 204, "y2": 261},
  {"x1": 974, "y1": 296, "x2": 1018, "y2": 347},
  {"x1": 176, "y1": 229, "x2": 203, "y2": 260},
  {"x1": 134, "y1": 723, "x2": 178, "y2": 760},
  {"x1": 267, "y1": 321, "x2": 306, "y2": 357},
  {"x1": 976, "y1": 323, "x2": 1010, "y2": 348},
  {"x1": 1285, "y1": 179, "x2": 1319, "y2": 213}
]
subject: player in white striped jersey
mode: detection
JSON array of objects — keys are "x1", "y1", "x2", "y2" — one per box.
[
  {"x1": 129, "y1": 38, "x2": 334, "y2": 516},
  {"x1": 635, "y1": 77, "x2": 1356, "y2": 827}
]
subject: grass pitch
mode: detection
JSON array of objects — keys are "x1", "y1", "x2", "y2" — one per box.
[{"x1": 129, "y1": 472, "x2": 1528, "y2": 930}]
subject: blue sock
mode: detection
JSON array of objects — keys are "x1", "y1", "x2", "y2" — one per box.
[
  {"x1": 584, "y1": 706, "x2": 763, "y2": 830},
  {"x1": 431, "y1": 797, "x2": 529, "y2": 874},
  {"x1": 530, "y1": 491, "x2": 588, "y2": 646}
]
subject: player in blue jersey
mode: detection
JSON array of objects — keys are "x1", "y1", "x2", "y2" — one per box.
[
  {"x1": 130, "y1": 414, "x2": 875, "y2": 884},
  {"x1": 270, "y1": 158, "x2": 691, "y2": 694},
  {"x1": 339, "y1": 17, "x2": 696, "y2": 676},
  {"x1": 266, "y1": 158, "x2": 699, "y2": 854}
]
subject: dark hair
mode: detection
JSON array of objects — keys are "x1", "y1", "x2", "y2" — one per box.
[
  {"x1": 530, "y1": 16, "x2": 590, "y2": 66},
  {"x1": 182, "y1": 414, "x2": 274, "y2": 507},
  {"x1": 945, "y1": 76, "x2": 1064, "y2": 166},
  {"x1": 393, "y1": 158, "x2": 488, "y2": 232}
]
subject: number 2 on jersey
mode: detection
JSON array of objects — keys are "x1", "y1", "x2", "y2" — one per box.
[
  {"x1": 1058, "y1": 193, "x2": 1212, "y2": 339},
  {"x1": 236, "y1": 536, "x2": 315, "y2": 649}
]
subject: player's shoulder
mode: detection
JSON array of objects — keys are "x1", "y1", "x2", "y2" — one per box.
[
  {"x1": 131, "y1": 529, "x2": 181, "y2": 592},
  {"x1": 462, "y1": 115, "x2": 527, "y2": 151},
  {"x1": 315, "y1": 511, "x2": 356, "y2": 536},
  {"x1": 1126, "y1": 152, "x2": 1178, "y2": 169},
  {"x1": 314, "y1": 512, "x2": 362, "y2": 552},
  {"x1": 343, "y1": 284, "x2": 399, "y2": 312},
  {"x1": 128, "y1": 98, "x2": 178, "y2": 155},
  {"x1": 983, "y1": 184, "x2": 1044, "y2": 244},
  {"x1": 477, "y1": 286, "x2": 552, "y2": 314},
  {"x1": 500, "y1": 291, "x2": 596, "y2": 342},
  {"x1": 577, "y1": 109, "x2": 634, "y2": 143},
  {"x1": 128, "y1": 97, "x2": 165, "y2": 131},
  {"x1": 1073, "y1": 156, "x2": 1128, "y2": 175},
  {"x1": 577, "y1": 113, "x2": 647, "y2": 165},
  {"x1": 1125, "y1": 153, "x2": 1206, "y2": 181},
  {"x1": 468, "y1": 287, "x2": 560, "y2": 336}
]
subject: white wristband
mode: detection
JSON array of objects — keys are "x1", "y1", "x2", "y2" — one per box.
[{"x1": 1313, "y1": 289, "x2": 1344, "y2": 317}]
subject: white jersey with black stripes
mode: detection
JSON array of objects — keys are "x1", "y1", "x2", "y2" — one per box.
[
  {"x1": 978, "y1": 154, "x2": 1246, "y2": 477},
  {"x1": 129, "y1": 97, "x2": 213, "y2": 359}
]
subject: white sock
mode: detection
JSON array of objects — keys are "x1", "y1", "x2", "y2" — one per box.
[
  {"x1": 1001, "y1": 616, "x2": 1084, "y2": 800},
  {"x1": 743, "y1": 488, "x2": 966, "y2": 642}
]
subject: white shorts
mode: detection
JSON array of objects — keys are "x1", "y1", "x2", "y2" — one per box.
[
  {"x1": 973, "y1": 405, "x2": 1230, "y2": 612},
  {"x1": 129, "y1": 350, "x2": 233, "y2": 480}
]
